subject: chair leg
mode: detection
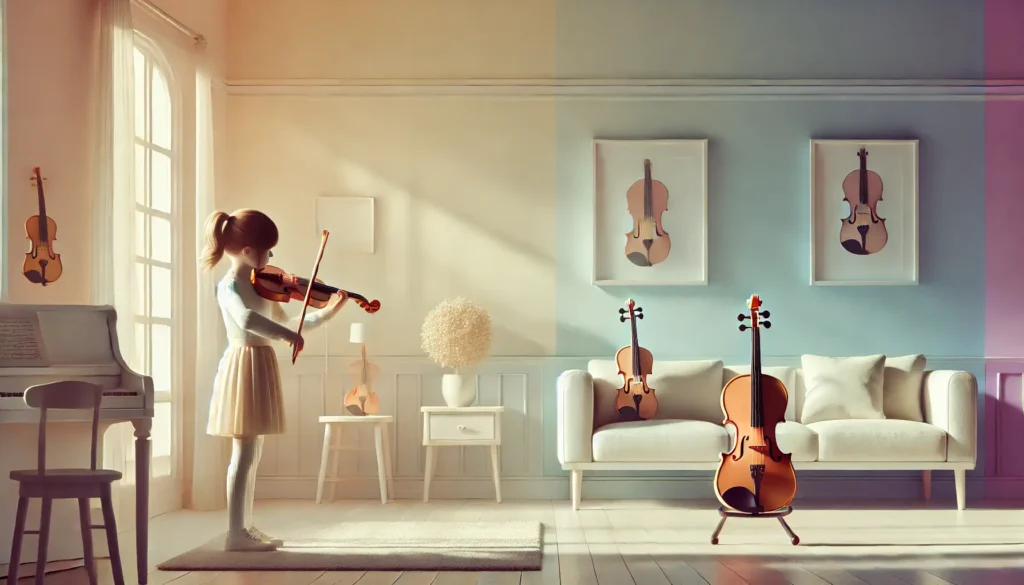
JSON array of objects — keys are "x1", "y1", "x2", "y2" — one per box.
[
  {"x1": 78, "y1": 498, "x2": 97, "y2": 585},
  {"x1": 7, "y1": 496, "x2": 29, "y2": 584},
  {"x1": 35, "y1": 497, "x2": 52, "y2": 585},
  {"x1": 100, "y1": 485, "x2": 125, "y2": 585},
  {"x1": 922, "y1": 470, "x2": 932, "y2": 501}
]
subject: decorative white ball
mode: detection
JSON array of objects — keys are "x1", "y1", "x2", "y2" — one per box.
[{"x1": 421, "y1": 297, "x2": 493, "y2": 371}]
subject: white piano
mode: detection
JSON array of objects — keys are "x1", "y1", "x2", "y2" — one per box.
[{"x1": 0, "y1": 304, "x2": 153, "y2": 583}]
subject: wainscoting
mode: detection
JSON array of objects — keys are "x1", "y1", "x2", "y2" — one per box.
[
  {"x1": 254, "y1": 355, "x2": 990, "y2": 503},
  {"x1": 985, "y1": 361, "x2": 1024, "y2": 499},
  {"x1": 255, "y1": 356, "x2": 564, "y2": 501}
]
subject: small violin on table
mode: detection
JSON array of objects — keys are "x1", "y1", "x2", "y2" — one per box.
[{"x1": 614, "y1": 299, "x2": 658, "y2": 421}]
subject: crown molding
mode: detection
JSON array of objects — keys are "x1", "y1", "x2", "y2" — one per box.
[{"x1": 225, "y1": 78, "x2": 1024, "y2": 100}]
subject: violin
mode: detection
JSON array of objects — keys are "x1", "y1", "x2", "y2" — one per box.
[
  {"x1": 839, "y1": 148, "x2": 888, "y2": 255},
  {"x1": 251, "y1": 266, "x2": 382, "y2": 314},
  {"x1": 614, "y1": 299, "x2": 658, "y2": 421},
  {"x1": 24, "y1": 167, "x2": 63, "y2": 286},
  {"x1": 252, "y1": 230, "x2": 380, "y2": 363},
  {"x1": 714, "y1": 295, "x2": 797, "y2": 514},
  {"x1": 344, "y1": 342, "x2": 380, "y2": 415},
  {"x1": 624, "y1": 159, "x2": 671, "y2": 267}
]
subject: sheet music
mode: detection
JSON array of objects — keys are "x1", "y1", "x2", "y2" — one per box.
[{"x1": 0, "y1": 310, "x2": 49, "y2": 367}]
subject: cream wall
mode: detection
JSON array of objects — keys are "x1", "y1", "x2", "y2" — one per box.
[
  {"x1": 5, "y1": 0, "x2": 97, "y2": 304},
  {"x1": 225, "y1": 0, "x2": 558, "y2": 357}
]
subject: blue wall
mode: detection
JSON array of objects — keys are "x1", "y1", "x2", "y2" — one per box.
[
  {"x1": 554, "y1": 100, "x2": 986, "y2": 360},
  {"x1": 547, "y1": 1, "x2": 993, "y2": 501}
]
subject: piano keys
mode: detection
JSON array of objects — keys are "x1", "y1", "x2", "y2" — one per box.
[{"x1": 0, "y1": 304, "x2": 154, "y2": 584}]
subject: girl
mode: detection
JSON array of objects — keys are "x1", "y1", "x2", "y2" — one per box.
[{"x1": 201, "y1": 209, "x2": 348, "y2": 552}]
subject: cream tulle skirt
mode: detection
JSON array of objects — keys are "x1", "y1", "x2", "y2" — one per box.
[{"x1": 207, "y1": 344, "x2": 285, "y2": 437}]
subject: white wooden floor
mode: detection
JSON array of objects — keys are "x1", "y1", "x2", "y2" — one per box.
[{"x1": 4, "y1": 498, "x2": 1024, "y2": 585}]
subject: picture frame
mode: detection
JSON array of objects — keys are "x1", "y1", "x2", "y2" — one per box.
[
  {"x1": 315, "y1": 196, "x2": 376, "y2": 254},
  {"x1": 809, "y1": 139, "x2": 918, "y2": 286},
  {"x1": 592, "y1": 139, "x2": 708, "y2": 286}
]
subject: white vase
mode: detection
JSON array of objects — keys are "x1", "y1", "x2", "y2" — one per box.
[{"x1": 441, "y1": 373, "x2": 476, "y2": 407}]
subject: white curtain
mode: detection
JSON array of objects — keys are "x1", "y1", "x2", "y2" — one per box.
[
  {"x1": 91, "y1": 0, "x2": 137, "y2": 521},
  {"x1": 190, "y1": 46, "x2": 228, "y2": 511}
]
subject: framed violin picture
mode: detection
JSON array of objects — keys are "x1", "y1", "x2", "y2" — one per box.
[
  {"x1": 810, "y1": 139, "x2": 919, "y2": 286},
  {"x1": 592, "y1": 139, "x2": 708, "y2": 286}
]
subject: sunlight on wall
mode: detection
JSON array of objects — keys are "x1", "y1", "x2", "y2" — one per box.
[{"x1": 224, "y1": 96, "x2": 557, "y2": 356}]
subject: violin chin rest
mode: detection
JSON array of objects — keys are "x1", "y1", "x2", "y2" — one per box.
[{"x1": 720, "y1": 486, "x2": 762, "y2": 515}]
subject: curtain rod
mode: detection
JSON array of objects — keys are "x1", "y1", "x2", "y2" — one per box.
[{"x1": 132, "y1": 0, "x2": 205, "y2": 44}]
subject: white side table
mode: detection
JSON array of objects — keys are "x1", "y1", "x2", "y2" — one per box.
[
  {"x1": 421, "y1": 406, "x2": 504, "y2": 503},
  {"x1": 316, "y1": 415, "x2": 394, "y2": 504}
]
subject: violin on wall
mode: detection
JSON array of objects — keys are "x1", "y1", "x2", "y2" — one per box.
[
  {"x1": 839, "y1": 148, "x2": 888, "y2": 255},
  {"x1": 624, "y1": 159, "x2": 671, "y2": 267},
  {"x1": 24, "y1": 167, "x2": 63, "y2": 286},
  {"x1": 614, "y1": 299, "x2": 658, "y2": 421},
  {"x1": 714, "y1": 295, "x2": 797, "y2": 514}
]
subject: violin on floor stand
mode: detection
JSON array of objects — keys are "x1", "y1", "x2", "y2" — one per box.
[{"x1": 711, "y1": 295, "x2": 800, "y2": 546}]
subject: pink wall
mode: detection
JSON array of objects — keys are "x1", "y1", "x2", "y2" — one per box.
[
  {"x1": 5, "y1": 0, "x2": 98, "y2": 304},
  {"x1": 984, "y1": 0, "x2": 1024, "y2": 493}
]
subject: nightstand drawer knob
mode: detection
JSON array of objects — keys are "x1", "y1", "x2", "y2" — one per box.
[{"x1": 457, "y1": 425, "x2": 466, "y2": 430}]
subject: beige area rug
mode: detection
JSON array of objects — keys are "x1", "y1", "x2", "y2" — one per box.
[{"x1": 157, "y1": 521, "x2": 543, "y2": 571}]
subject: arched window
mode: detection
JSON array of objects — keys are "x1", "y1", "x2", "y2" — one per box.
[{"x1": 133, "y1": 37, "x2": 177, "y2": 479}]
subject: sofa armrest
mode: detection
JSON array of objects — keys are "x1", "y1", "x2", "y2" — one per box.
[
  {"x1": 557, "y1": 369, "x2": 595, "y2": 465},
  {"x1": 923, "y1": 370, "x2": 977, "y2": 466}
]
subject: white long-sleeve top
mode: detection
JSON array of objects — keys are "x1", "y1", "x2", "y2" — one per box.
[{"x1": 216, "y1": 267, "x2": 335, "y2": 347}]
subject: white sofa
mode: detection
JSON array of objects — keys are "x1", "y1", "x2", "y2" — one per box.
[{"x1": 556, "y1": 359, "x2": 977, "y2": 511}]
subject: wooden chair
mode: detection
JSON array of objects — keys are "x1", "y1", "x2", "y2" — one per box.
[{"x1": 6, "y1": 381, "x2": 124, "y2": 585}]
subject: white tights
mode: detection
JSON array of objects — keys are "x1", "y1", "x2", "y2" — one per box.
[{"x1": 225, "y1": 436, "x2": 277, "y2": 550}]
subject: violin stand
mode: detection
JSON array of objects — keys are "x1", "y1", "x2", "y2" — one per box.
[{"x1": 710, "y1": 506, "x2": 799, "y2": 546}]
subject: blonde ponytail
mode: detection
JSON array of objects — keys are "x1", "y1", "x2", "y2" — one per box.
[
  {"x1": 199, "y1": 208, "x2": 280, "y2": 270},
  {"x1": 201, "y1": 211, "x2": 231, "y2": 270}
]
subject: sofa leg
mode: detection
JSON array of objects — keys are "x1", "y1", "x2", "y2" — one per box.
[
  {"x1": 953, "y1": 469, "x2": 966, "y2": 510},
  {"x1": 922, "y1": 470, "x2": 931, "y2": 501},
  {"x1": 570, "y1": 470, "x2": 582, "y2": 512}
]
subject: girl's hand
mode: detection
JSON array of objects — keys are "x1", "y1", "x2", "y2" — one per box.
[
  {"x1": 328, "y1": 291, "x2": 349, "y2": 313},
  {"x1": 289, "y1": 332, "x2": 305, "y2": 353}
]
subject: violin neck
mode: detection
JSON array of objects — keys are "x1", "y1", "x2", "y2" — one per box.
[
  {"x1": 34, "y1": 169, "x2": 49, "y2": 240},
  {"x1": 630, "y1": 312, "x2": 641, "y2": 382},
  {"x1": 750, "y1": 322, "x2": 763, "y2": 428},
  {"x1": 643, "y1": 159, "x2": 652, "y2": 220},
  {"x1": 360, "y1": 343, "x2": 367, "y2": 385},
  {"x1": 858, "y1": 149, "x2": 868, "y2": 205}
]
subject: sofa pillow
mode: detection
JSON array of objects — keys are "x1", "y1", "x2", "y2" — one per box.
[
  {"x1": 587, "y1": 359, "x2": 724, "y2": 426},
  {"x1": 800, "y1": 354, "x2": 886, "y2": 424},
  {"x1": 883, "y1": 354, "x2": 926, "y2": 422}
]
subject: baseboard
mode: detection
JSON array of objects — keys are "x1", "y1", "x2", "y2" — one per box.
[
  {"x1": 983, "y1": 477, "x2": 1024, "y2": 500},
  {"x1": 256, "y1": 473, "x2": 983, "y2": 504}
]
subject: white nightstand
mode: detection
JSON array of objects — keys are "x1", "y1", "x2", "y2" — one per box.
[{"x1": 421, "y1": 406, "x2": 504, "y2": 503}]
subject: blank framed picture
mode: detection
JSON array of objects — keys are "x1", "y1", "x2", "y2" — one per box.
[{"x1": 315, "y1": 196, "x2": 375, "y2": 254}]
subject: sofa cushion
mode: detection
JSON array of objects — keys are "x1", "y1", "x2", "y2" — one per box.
[
  {"x1": 588, "y1": 360, "x2": 724, "y2": 428},
  {"x1": 883, "y1": 354, "x2": 926, "y2": 422},
  {"x1": 800, "y1": 355, "x2": 886, "y2": 424},
  {"x1": 807, "y1": 419, "x2": 946, "y2": 462},
  {"x1": 725, "y1": 421, "x2": 818, "y2": 462},
  {"x1": 592, "y1": 419, "x2": 728, "y2": 462}
]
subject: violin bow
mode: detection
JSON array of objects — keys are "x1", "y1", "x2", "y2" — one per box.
[{"x1": 293, "y1": 230, "x2": 330, "y2": 364}]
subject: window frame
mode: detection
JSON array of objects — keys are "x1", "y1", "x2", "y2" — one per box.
[{"x1": 131, "y1": 32, "x2": 183, "y2": 478}]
